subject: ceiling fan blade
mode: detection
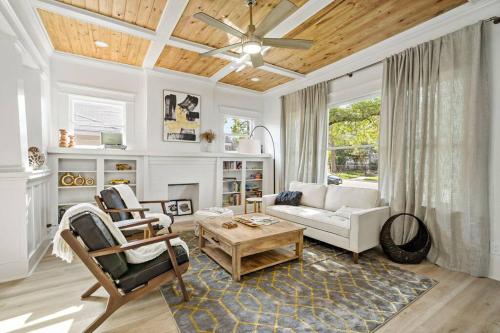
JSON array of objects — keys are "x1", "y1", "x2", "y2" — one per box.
[
  {"x1": 194, "y1": 12, "x2": 245, "y2": 38},
  {"x1": 250, "y1": 53, "x2": 264, "y2": 68},
  {"x1": 254, "y1": 0, "x2": 297, "y2": 37},
  {"x1": 201, "y1": 43, "x2": 241, "y2": 57},
  {"x1": 262, "y1": 38, "x2": 313, "y2": 49}
]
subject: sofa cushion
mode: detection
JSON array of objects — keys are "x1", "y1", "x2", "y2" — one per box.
[
  {"x1": 324, "y1": 185, "x2": 379, "y2": 211},
  {"x1": 266, "y1": 205, "x2": 350, "y2": 237},
  {"x1": 275, "y1": 191, "x2": 302, "y2": 206},
  {"x1": 289, "y1": 181, "x2": 328, "y2": 209},
  {"x1": 116, "y1": 245, "x2": 189, "y2": 293}
]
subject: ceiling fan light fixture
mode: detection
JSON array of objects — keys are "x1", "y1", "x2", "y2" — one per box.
[{"x1": 242, "y1": 41, "x2": 262, "y2": 54}]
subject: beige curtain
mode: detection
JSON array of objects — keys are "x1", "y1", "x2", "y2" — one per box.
[
  {"x1": 281, "y1": 82, "x2": 328, "y2": 190},
  {"x1": 379, "y1": 22, "x2": 490, "y2": 276}
]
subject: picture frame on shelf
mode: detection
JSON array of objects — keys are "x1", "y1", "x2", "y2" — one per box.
[{"x1": 176, "y1": 199, "x2": 193, "y2": 216}]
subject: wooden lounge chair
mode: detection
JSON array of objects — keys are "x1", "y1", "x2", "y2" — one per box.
[
  {"x1": 95, "y1": 186, "x2": 174, "y2": 238},
  {"x1": 61, "y1": 211, "x2": 189, "y2": 332}
]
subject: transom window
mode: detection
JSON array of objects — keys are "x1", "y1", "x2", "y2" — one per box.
[{"x1": 224, "y1": 116, "x2": 253, "y2": 152}]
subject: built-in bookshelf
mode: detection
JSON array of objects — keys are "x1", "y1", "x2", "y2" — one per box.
[
  {"x1": 220, "y1": 159, "x2": 264, "y2": 211},
  {"x1": 55, "y1": 156, "x2": 139, "y2": 223}
]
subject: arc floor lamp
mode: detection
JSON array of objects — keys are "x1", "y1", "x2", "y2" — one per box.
[{"x1": 238, "y1": 125, "x2": 276, "y2": 193}]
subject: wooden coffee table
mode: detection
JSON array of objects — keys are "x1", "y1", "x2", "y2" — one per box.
[{"x1": 198, "y1": 214, "x2": 305, "y2": 281}]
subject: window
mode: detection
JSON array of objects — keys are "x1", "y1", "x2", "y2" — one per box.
[
  {"x1": 70, "y1": 95, "x2": 126, "y2": 147},
  {"x1": 328, "y1": 97, "x2": 380, "y2": 185},
  {"x1": 224, "y1": 116, "x2": 253, "y2": 152}
]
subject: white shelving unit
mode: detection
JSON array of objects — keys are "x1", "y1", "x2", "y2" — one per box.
[
  {"x1": 219, "y1": 159, "x2": 265, "y2": 212},
  {"x1": 54, "y1": 156, "x2": 141, "y2": 223}
]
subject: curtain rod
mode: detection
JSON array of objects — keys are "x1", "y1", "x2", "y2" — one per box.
[{"x1": 328, "y1": 16, "x2": 499, "y2": 83}]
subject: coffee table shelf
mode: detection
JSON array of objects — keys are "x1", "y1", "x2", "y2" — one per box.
[{"x1": 201, "y1": 245, "x2": 298, "y2": 277}]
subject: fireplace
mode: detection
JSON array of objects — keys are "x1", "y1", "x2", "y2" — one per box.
[{"x1": 168, "y1": 183, "x2": 199, "y2": 213}]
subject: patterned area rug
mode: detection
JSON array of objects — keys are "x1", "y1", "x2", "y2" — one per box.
[{"x1": 161, "y1": 231, "x2": 436, "y2": 333}]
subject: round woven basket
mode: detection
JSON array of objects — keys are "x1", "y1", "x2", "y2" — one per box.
[{"x1": 380, "y1": 213, "x2": 431, "y2": 264}]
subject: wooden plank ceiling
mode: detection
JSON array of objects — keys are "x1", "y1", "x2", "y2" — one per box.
[
  {"x1": 37, "y1": 0, "x2": 468, "y2": 91},
  {"x1": 220, "y1": 67, "x2": 293, "y2": 92},
  {"x1": 56, "y1": 0, "x2": 168, "y2": 30},
  {"x1": 155, "y1": 45, "x2": 230, "y2": 77},
  {"x1": 38, "y1": 9, "x2": 150, "y2": 66},
  {"x1": 263, "y1": 0, "x2": 467, "y2": 74}
]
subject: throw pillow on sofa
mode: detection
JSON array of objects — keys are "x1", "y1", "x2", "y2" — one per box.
[{"x1": 275, "y1": 191, "x2": 302, "y2": 206}]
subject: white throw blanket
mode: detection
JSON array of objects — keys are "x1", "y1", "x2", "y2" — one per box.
[
  {"x1": 52, "y1": 203, "x2": 188, "y2": 264},
  {"x1": 113, "y1": 184, "x2": 173, "y2": 229}
]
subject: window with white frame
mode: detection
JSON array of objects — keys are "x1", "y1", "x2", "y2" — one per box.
[
  {"x1": 224, "y1": 115, "x2": 253, "y2": 152},
  {"x1": 69, "y1": 95, "x2": 126, "y2": 147},
  {"x1": 328, "y1": 96, "x2": 380, "y2": 185}
]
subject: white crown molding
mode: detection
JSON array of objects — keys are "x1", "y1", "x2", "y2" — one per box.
[
  {"x1": 147, "y1": 67, "x2": 215, "y2": 85},
  {"x1": 0, "y1": 0, "x2": 48, "y2": 71},
  {"x1": 51, "y1": 51, "x2": 144, "y2": 74},
  {"x1": 264, "y1": 0, "x2": 500, "y2": 97},
  {"x1": 32, "y1": 0, "x2": 156, "y2": 40},
  {"x1": 56, "y1": 82, "x2": 136, "y2": 102},
  {"x1": 143, "y1": 0, "x2": 189, "y2": 68},
  {"x1": 215, "y1": 83, "x2": 263, "y2": 97},
  {"x1": 215, "y1": 82, "x2": 265, "y2": 96}
]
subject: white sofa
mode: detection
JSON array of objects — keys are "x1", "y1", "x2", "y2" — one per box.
[{"x1": 262, "y1": 181, "x2": 390, "y2": 262}]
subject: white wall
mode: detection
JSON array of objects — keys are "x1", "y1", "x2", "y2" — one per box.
[
  {"x1": 50, "y1": 56, "x2": 147, "y2": 151},
  {"x1": 50, "y1": 56, "x2": 265, "y2": 154}
]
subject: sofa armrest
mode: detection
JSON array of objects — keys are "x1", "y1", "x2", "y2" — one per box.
[
  {"x1": 349, "y1": 206, "x2": 390, "y2": 253},
  {"x1": 262, "y1": 194, "x2": 278, "y2": 214}
]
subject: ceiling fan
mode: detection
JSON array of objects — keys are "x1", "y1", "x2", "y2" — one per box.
[{"x1": 194, "y1": 0, "x2": 313, "y2": 68}]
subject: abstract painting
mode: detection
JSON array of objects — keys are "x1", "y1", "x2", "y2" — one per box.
[{"x1": 163, "y1": 90, "x2": 200, "y2": 142}]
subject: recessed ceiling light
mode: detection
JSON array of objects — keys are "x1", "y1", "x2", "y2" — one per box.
[
  {"x1": 250, "y1": 77, "x2": 260, "y2": 82},
  {"x1": 95, "y1": 40, "x2": 109, "y2": 48}
]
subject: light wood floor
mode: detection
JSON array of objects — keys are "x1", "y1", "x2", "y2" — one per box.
[{"x1": 1, "y1": 223, "x2": 500, "y2": 333}]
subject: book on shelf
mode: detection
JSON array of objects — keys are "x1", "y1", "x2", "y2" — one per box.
[
  {"x1": 223, "y1": 193, "x2": 241, "y2": 206},
  {"x1": 223, "y1": 161, "x2": 242, "y2": 170}
]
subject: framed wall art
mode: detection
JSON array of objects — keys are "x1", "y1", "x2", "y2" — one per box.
[
  {"x1": 163, "y1": 90, "x2": 200, "y2": 142},
  {"x1": 176, "y1": 199, "x2": 193, "y2": 216}
]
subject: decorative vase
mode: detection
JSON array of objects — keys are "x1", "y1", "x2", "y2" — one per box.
[
  {"x1": 60, "y1": 173, "x2": 74, "y2": 186},
  {"x1": 206, "y1": 142, "x2": 216, "y2": 153}
]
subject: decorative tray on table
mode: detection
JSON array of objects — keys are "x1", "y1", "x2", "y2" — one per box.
[{"x1": 232, "y1": 216, "x2": 278, "y2": 227}]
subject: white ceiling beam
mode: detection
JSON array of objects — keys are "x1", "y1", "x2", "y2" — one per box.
[
  {"x1": 209, "y1": 0, "x2": 331, "y2": 82},
  {"x1": 32, "y1": 0, "x2": 156, "y2": 40},
  {"x1": 143, "y1": 0, "x2": 189, "y2": 68},
  {"x1": 265, "y1": 0, "x2": 332, "y2": 38}
]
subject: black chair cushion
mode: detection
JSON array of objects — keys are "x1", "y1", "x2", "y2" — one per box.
[
  {"x1": 116, "y1": 245, "x2": 189, "y2": 293},
  {"x1": 70, "y1": 211, "x2": 129, "y2": 279},
  {"x1": 100, "y1": 187, "x2": 133, "y2": 222},
  {"x1": 275, "y1": 191, "x2": 302, "y2": 206}
]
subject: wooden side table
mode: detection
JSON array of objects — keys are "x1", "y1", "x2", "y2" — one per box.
[{"x1": 245, "y1": 197, "x2": 262, "y2": 214}]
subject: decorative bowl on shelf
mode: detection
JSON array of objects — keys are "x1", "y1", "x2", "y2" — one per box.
[
  {"x1": 116, "y1": 163, "x2": 133, "y2": 171},
  {"x1": 60, "y1": 173, "x2": 75, "y2": 186},
  {"x1": 109, "y1": 179, "x2": 131, "y2": 185}
]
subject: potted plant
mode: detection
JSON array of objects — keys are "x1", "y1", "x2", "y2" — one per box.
[{"x1": 201, "y1": 130, "x2": 217, "y2": 152}]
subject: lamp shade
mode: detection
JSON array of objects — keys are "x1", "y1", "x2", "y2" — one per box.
[{"x1": 238, "y1": 138, "x2": 261, "y2": 154}]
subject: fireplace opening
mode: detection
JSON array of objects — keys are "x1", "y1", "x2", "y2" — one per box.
[{"x1": 168, "y1": 183, "x2": 199, "y2": 216}]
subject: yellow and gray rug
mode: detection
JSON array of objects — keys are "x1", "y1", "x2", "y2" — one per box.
[{"x1": 161, "y1": 232, "x2": 436, "y2": 332}]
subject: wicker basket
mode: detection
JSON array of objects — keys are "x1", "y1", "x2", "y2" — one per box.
[{"x1": 380, "y1": 213, "x2": 431, "y2": 264}]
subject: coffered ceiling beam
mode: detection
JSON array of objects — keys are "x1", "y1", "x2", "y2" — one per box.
[
  {"x1": 143, "y1": 0, "x2": 189, "y2": 68},
  {"x1": 32, "y1": 0, "x2": 156, "y2": 40},
  {"x1": 209, "y1": 0, "x2": 332, "y2": 82}
]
